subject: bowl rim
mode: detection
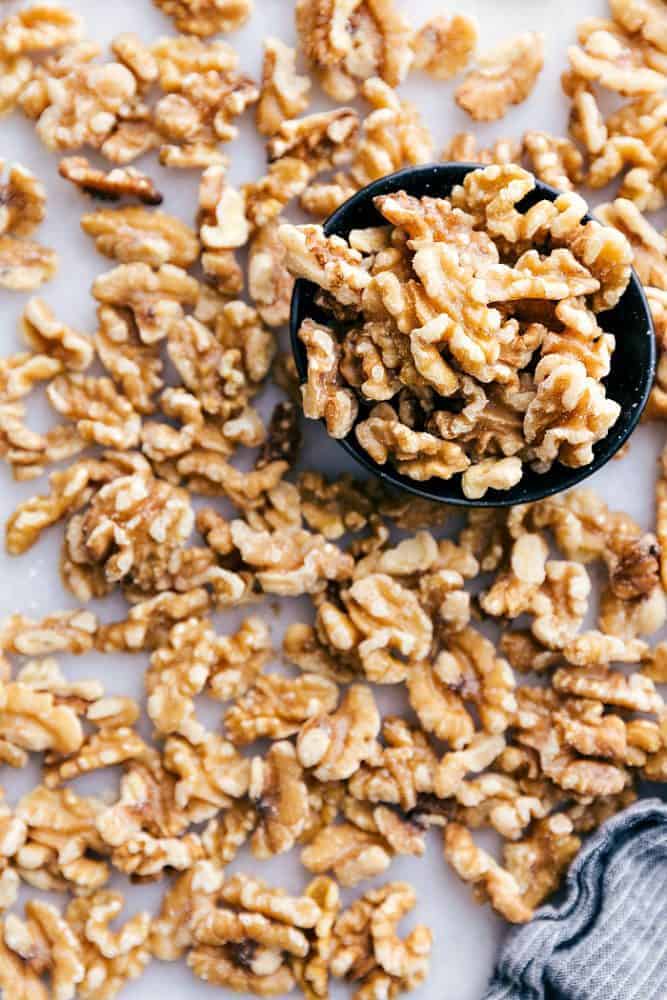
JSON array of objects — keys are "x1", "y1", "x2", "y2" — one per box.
[{"x1": 289, "y1": 161, "x2": 656, "y2": 507}]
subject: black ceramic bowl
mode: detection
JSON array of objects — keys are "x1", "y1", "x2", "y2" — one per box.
[{"x1": 290, "y1": 163, "x2": 656, "y2": 507}]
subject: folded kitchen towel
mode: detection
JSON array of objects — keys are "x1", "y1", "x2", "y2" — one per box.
[{"x1": 483, "y1": 798, "x2": 667, "y2": 1000}]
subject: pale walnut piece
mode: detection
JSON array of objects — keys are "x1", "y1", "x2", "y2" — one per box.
[
  {"x1": 567, "y1": 19, "x2": 666, "y2": 96},
  {"x1": 257, "y1": 38, "x2": 311, "y2": 137},
  {"x1": 22, "y1": 298, "x2": 94, "y2": 372},
  {"x1": 301, "y1": 821, "x2": 393, "y2": 887},
  {"x1": 295, "y1": 0, "x2": 414, "y2": 101},
  {"x1": 153, "y1": 0, "x2": 253, "y2": 36},
  {"x1": 92, "y1": 263, "x2": 200, "y2": 344},
  {"x1": 329, "y1": 882, "x2": 432, "y2": 996},
  {"x1": 224, "y1": 673, "x2": 339, "y2": 745},
  {"x1": 412, "y1": 13, "x2": 478, "y2": 80},
  {"x1": 523, "y1": 131, "x2": 585, "y2": 191},
  {"x1": 152, "y1": 35, "x2": 258, "y2": 167},
  {"x1": 248, "y1": 741, "x2": 309, "y2": 858},
  {"x1": 610, "y1": 0, "x2": 667, "y2": 52},
  {"x1": 0, "y1": 6, "x2": 83, "y2": 55},
  {"x1": 95, "y1": 305, "x2": 163, "y2": 415},
  {"x1": 456, "y1": 32, "x2": 545, "y2": 121},
  {"x1": 80, "y1": 207, "x2": 200, "y2": 267},
  {"x1": 297, "y1": 684, "x2": 380, "y2": 781},
  {"x1": 248, "y1": 220, "x2": 294, "y2": 328},
  {"x1": 58, "y1": 157, "x2": 163, "y2": 205},
  {"x1": 0, "y1": 236, "x2": 58, "y2": 291},
  {"x1": 29, "y1": 57, "x2": 158, "y2": 164},
  {"x1": 442, "y1": 133, "x2": 521, "y2": 166},
  {"x1": 349, "y1": 77, "x2": 434, "y2": 191},
  {"x1": 0, "y1": 52, "x2": 32, "y2": 117},
  {"x1": 188, "y1": 873, "x2": 320, "y2": 997},
  {"x1": 47, "y1": 374, "x2": 141, "y2": 450},
  {"x1": 444, "y1": 823, "x2": 531, "y2": 923},
  {"x1": 408, "y1": 627, "x2": 516, "y2": 749},
  {"x1": 65, "y1": 891, "x2": 151, "y2": 999},
  {"x1": 0, "y1": 161, "x2": 47, "y2": 238}
]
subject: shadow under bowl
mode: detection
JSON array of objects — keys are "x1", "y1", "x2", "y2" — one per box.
[{"x1": 289, "y1": 162, "x2": 656, "y2": 507}]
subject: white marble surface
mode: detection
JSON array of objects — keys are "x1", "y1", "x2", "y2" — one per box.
[{"x1": 0, "y1": 1, "x2": 665, "y2": 998}]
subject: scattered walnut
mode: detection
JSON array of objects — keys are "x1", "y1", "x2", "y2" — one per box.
[
  {"x1": 412, "y1": 13, "x2": 478, "y2": 80},
  {"x1": 596, "y1": 197, "x2": 667, "y2": 289},
  {"x1": 58, "y1": 156, "x2": 163, "y2": 205},
  {"x1": 301, "y1": 821, "x2": 392, "y2": 888},
  {"x1": 249, "y1": 741, "x2": 309, "y2": 858},
  {"x1": 296, "y1": 0, "x2": 413, "y2": 101},
  {"x1": 152, "y1": 35, "x2": 258, "y2": 166},
  {"x1": 92, "y1": 262, "x2": 200, "y2": 344},
  {"x1": 22, "y1": 298, "x2": 94, "y2": 372},
  {"x1": 408, "y1": 627, "x2": 516, "y2": 749},
  {"x1": 523, "y1": 131, "x2": 585, "y2": 190},
  {"x1": 65, "y1": 891, "x2": 151, "y2": 998},
  {"x1": 248, "y1": 220, "x2": 294, "y2": 328},
  {"x1": 503, "y1": 813, "x2": 581, "y2": 911},
  {"x1": 46, "y1": 373, "x2": 141, "y2": 450},
  {"x1": 81, "y1": 207, "x2": 200, "y2": 267},
  {"x1": 350, "y1": 78, "x2": 433, "y2": 189},
  {"x1": 444, "y1": 823, "x2": 531, "y2": 923},
  {"x1": 65, "y1": 467, "x2": 193, "y2": 597},
  {"x1": 456, "y1": 33, "x2": 545, "y2": 121},
  {"x1": 297, "y1": 684, "x2": 380, "y2": 781},
  {"x1": 0, "y1": 235, "x2": 58, "y2": 291},
  {"x1": 568, "y1": 19, "x2": 666, "y2": 95},
  {"x1": 257, "y1": 37, "x2": 310, "y2": 137},
  {"x1": 0, "y1": 51, "x2": 32, "y2": 117},
  {"x1": 224, "y1": 673, "x2": 339, "y2": 746},
  {"x1": 330, "y1": 882, "x2": 432, "y2": 997},
  {"x1": 153, "y1": 0, "x2": 253, "y2": 36},
  {"x1": 0, "y1": 161, "x2": 47, "y2": 238},
  {"x1": 442, "y1": 133, "x2": 521, "y2": 165}
]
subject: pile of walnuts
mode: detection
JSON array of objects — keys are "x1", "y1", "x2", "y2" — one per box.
[
  {"x1": 0, "y1": 1, "x2": 666, "y2": 998},
  {"x1": 284, "y1": 167, "x2": 631, "y2": 496}
]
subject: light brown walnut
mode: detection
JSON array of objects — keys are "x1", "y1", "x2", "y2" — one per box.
[
  {"x1": 81, "y1": 207, "x2": 199, "y2": 267},
  {"x1": 350, "y1": 78, "x2": 434, "y2": 190},
  {"x1": 153, "y1": 0, "x2": 253, "y2": 36},
  {"x1": 301, "y1": 822, "x2": 392, "y2": 887},
  {"x1": 224, "y1": 674, "x2": 339, "y2": 746},
  {"x1": 0, "y1": 6, "x2": 83, "y2": 55},
  {"x1": 0, "y1": 236, "x2": 58, "y2": 291},
  {"x1": 65, "y1": 891, "x2": 151, "y2": 999},
  {"x1": 444, "y1": 823, "x2": 531, "y2": 923},
  {"x1": 58, "y1": 157, "x2": 163, "y2": 205},
  {"x1": 456, "y1": 33, "x2": 544, "y2": 121},
  {"x1": 256, "y1": 38, "x2": 310, "y2": 137},
  {"x1": 329, "y1": 882, "x2": 432, "y2": 997},
  {"x1": 568, "y1": 19, "x2": 666, "y2": 95},
  {"x1": 248, "y1": 220, "x2": 294, "y2": 328},
  {"x1": 298, "y1": 319, "x2": 358, "y2": 439},
  {"x1": 249, "y1": 742, "x2": 309, "y2": 859},
  {"x1": 296, "y1": 0, "x2": 413, "y2": 101},
  {"x1": 408, "y1": 627, "x2": 516, "y2": 749},
  {"x1": 92, "y1": 263, "x2": 199, "y2": 344},
  {"x1": 348, "y1": 718, "x2": 439, "y2": 811},
  {"x1": 297, "y1": 684, "x2": 380, "y2": 781},
  {"x1": 412, "y1": 13, "x2": 477, "y2": 80}
]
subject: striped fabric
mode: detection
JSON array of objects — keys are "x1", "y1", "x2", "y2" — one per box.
[{"x1": 484, "y1": 799, "x2": 667, "y2": 1000}]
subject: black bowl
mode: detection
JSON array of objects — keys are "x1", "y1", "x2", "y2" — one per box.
[{"x1": 289, "y1": 162, "x2": 656, "y2": 507}]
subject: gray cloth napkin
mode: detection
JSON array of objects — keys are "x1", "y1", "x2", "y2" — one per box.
[{"x1": 483, "y1": 798, "x2": 667, "y2": 1000}]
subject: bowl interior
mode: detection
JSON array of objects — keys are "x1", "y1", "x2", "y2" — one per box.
[{"x1": 290, "y1": 163, "x2": 656, "y2": 507}]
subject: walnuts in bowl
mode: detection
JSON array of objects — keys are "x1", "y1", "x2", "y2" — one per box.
[{"x1": 284, "y1": 165, "x2": 632, "y2": 499}]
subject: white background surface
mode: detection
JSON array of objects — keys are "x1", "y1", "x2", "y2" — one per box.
[{"x1": 1, "y1": 1, "x2": 666, "y2": 998}]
